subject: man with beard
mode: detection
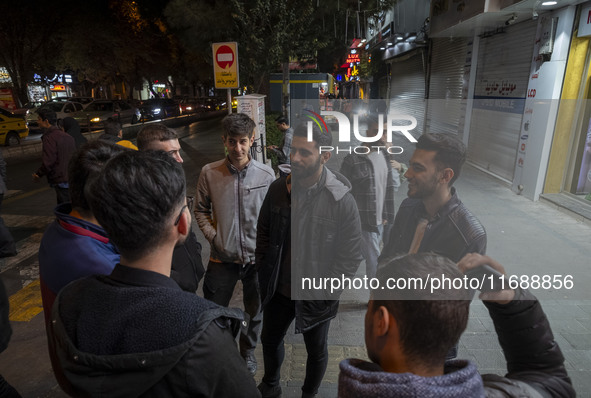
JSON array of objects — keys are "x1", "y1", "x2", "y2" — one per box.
[
  {"x1": 195, "y1": 113, "x2": 275, "y2": 375},
  {"x1": 256, "y1": 123, "x2": 362, "y2": 398},
  {"x1": 380, "y1": 133, "x2": 486, "y2": 263},
  {"x1": 48, "y1": 151, "x2": 259, "y2": 397},
  {"x1": 381, "y1": 133, "x2": 486, "y2": 361}
]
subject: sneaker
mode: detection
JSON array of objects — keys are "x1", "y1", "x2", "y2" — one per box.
[
  {"x1": 243, "y1": 352, "x2": 257, "y2": 375},
  {"x1": 257, "y1": 381, "x2": 282, "y2": 398}
]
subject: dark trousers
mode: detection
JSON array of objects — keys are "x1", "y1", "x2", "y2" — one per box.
[
  {"x1": 0, "y1": 374, "x2": 21, "y2": 398},
  {"x1": 54, "y1": 187, "x2": 70, "y2": 205},
  {"x1": 261, "y1": 293, "x2": 330, "y2": 395},
  {"x1": 203, "y1": 261, "x2": 261, "y2": 355}
]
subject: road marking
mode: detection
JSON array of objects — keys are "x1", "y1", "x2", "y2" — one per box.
[
  {"x1": 3, "y1": 187, "x2": 51, "y2": 205},
  {"x1": 8, "y1": 279, "x2": 43, "y2": 322},
  {"x1": 0, "y1": 233, "x2": 44, "y2": 273}
]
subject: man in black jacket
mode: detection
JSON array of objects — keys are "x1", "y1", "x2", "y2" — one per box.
[
  {"x1": 32, "y1": 109, "x2": 76, "y2": 204},
  {"x1": 381, "y1": 133, "x2": 486, "y2": 263},
  {"x1": 338, "y1": 253, "x2": 575, "y2": 398},
  {"x1": 256, "y1": 123, "x2": 363, "y2": 398},
  {"x1": 48, "y1": 151, "x2": 259, "y2": 397},
  {"x1": 137, "y1": 123, "x2": 205, "y2": 293}
]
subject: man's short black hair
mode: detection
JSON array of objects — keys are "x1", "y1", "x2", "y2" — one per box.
[
  {"x1": 276, "y1": 116, "x2": 288, "y2": 125},
  {"x1": 293, "y1": 122, "x2": 332, "y2": 148},
  {"x1": 222, "y1": 113, "x2": 255, "y2": 138},
  {"x1": 371, "y1": 253, "x2": 471, "y2": 368},
  {"x1": 37, "y1": 108, "x2": 57, "y2": 125},
  {"x1": 416, "y1": 133, "x2": 466, "y2": 186},
  {"x1": 137, "y1": 124, "x2": 179, "y2": 150},
  {"x1": 88, "y1": 150, "x2": 186, "y2": 262},
  {"x1": 103, "y1": 119, "x2": 122, "y2": 137},
  {"x1": 68, "y1": 141, "x2": 127, "y2": 211}
]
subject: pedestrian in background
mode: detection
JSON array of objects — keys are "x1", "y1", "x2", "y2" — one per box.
[
  {"x1": 60, "y1": 117, "x2": 87, "y2": 148},
  {"x1": 98, "y1": 119, "x2": 123, "y2": 144},
  {"x1": 32, "y1": 109, "x2": 76, "y2": 205},
  {"x1": 340, "y1": 116, "x2": 395, "y2": 280},
  {"x1": 267, "y1": 116, "x2": 293, "y2": 177}
]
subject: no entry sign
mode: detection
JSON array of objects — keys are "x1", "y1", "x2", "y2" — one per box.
[{"x1": 212, "y1": 42, "x2": 239, "y2": 89}]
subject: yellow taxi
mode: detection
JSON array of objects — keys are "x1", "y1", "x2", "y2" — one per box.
[{"x1": 0, "y1": 107, "x2": 28, "y2": 146}]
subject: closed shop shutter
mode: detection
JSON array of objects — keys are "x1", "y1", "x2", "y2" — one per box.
[
  {"x1": 468, "y1": 20, "x2": 537, "y2": 182},
  {"x1": 425, "y1": 37, "x2": 469, "y2": 138},
  {"x1": 388, "y1": 49, "x2": 426, "y2": 140}
]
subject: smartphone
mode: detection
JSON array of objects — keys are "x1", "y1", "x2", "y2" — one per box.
[{"x1": 464, "y1": 264, "x2": 508, "y2": 292}]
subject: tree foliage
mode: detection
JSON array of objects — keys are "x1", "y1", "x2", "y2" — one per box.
[
  {"x1": 0, "y1": 0, "x2": 398, "y2": 103},
  {"x1": 0, "y1": 0, "x2": 71, "y2": 106}
]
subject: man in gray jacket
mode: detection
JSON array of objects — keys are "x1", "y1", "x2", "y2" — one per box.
[{"x1": 195, "y1": 113, "x2": 275, "y2": 375}]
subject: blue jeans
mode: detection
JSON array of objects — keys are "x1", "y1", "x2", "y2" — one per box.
[
  {"x1": 203, "y1": 261, "x2": 262, "y2": 355},
  {"x1": 261, "y1": 293, "x2": 330, "y2": 395},
  {"x1": 360, "y1": 224, "x2": 383, "y2": 279}
]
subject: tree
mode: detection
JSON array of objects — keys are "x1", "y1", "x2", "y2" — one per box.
[
  {"x1": 59, "y1": 0, "x2": 182, "y2": 99},
  {"x1": 0, "y1": 0, "x2": 72, "y2": 106}
]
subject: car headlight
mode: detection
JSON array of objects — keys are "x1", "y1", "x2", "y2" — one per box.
[
  {"x1": 90, "y1": 117, "x2": 101, "y2": 123},
  {"x1": 186, "y1": 106, "x2": 192, "y2": 111},
  {"x1": 154, "y1": 108, "x2": 161, "y2": 114}
]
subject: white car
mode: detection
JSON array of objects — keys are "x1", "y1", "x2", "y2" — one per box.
[{"x1": 26, "y1": 101, "x2": 84, "y2": 132}]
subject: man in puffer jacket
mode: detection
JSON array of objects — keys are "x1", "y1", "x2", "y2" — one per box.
[{"x1": 338, "y1": 253, "x2": 575, "y2": 398}]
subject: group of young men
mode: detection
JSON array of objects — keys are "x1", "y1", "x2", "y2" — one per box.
[{"x1": 28, "y1": 110, "x2": 574, "y2": 398}]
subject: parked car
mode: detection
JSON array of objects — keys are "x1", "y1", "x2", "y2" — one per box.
[
  {"x1": 26, "y1": 101, "x2": 85, "y2": 132},
  {"x1": 0, "y1": 107, "x2": 29, "y2": 146},
  {"x1": 72, "y1": 100, "x2": 141, "y2": 129},
  {"x1": 139, "y1": 98, "x2": 181, "y2": 121}
]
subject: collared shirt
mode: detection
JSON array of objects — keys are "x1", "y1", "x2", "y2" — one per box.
[{"x1": 108, "y1": 264, "x2": 181, "y2": 290}]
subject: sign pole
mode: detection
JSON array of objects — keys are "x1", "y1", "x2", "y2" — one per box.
[{"x1": 227, "y1": 89, "x2": 232, "y2": 115}]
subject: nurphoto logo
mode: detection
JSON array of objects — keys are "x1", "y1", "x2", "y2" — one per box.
[{"x1": 304, "y1": 109, "x2": 417, "y2": 155}]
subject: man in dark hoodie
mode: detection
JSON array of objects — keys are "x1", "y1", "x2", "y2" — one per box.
[
  {"x1": 338, "y1": 253, "x2": 575, "y2": 398},
  {"x1": 48, "y1": 150, "x2": 259, "y2": 397}
]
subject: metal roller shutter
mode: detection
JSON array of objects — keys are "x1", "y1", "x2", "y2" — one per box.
[
  {"x1": 388, "y1": 49, "x2": 426, "y2": 140},
  {"x1": 426, "y1": 37, "x2": 469, "y2": 138},
  {"x1": 468, "y1": 20, "x2": 537, "y2": 182}
]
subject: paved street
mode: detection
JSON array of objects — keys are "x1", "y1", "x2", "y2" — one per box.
[{"x1": 0, "y1": 117, "x2": 590, "y2": 397}]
